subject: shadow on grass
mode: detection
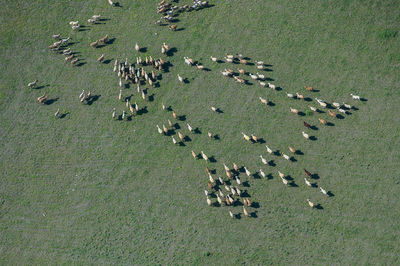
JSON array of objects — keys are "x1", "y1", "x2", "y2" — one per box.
[{"x1": 44, "y1": 97, "x2": 59, "y2": 105}]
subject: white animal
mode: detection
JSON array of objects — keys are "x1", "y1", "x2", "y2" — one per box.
[
  {"x1": 332, "y1": 102, "x2": 340, "y2": 108},
  {"x1": 287, "y1": 93, "x2": 294, "y2": 98},
  {"x1": 260, "y1": 169, "x2": 266, "y2": 178},
  {"x1": 79, "y1": 90, "x2": 85, "y2": 99},
  {"x1": 350, "y1": 93, "x2": 361, "y2": 100},
  {"x1": 122, "y1": 110, "x2": 126, "y2": 120},
  {"x1": 309, "y1": 106, "x2": 317, "y2": 112},
  {"x1": 259, "y1": 81, "x2": 266, "y2": 87},
  {"x1": 257, "y1": 73, "x2": 265, "y2": 79},
  {"x1": 172, "y1": 136, "x2": 177, "y2": 145},
  {"x1": 108, "y1": 0, "x2": 114, "y2": 6},
  {"x1": 204, "y1": 190, "x2": 208, "y2": 196},
  {"x1": 304, "y1": 178, "x2": 311, "y2": 187},
  {"x1": 206, "y1": 196, "x2": 212, "y2": 206},
  {"x1": 343, "y1": 103, "x2": 352, "y2": 109},
  {"x1": 69, "y1": 21, "x2": 79, "y2": 26},
  {"x1": 112, "y1": 108, "x2": 116, "y2": 119},
  {"x1": 211, "y1": 106, "x2": 217, "y2": 112},
  {"x1": 52, "y1": 34, "x2": 61, "y2": 39},
  {"x1": 244, "y1": 167, "x2": 251, "y2": 177},
  {"x1": 177, "y1": 74, "x2": 183, "y2": 83},
  {"x1": 92, "y1": 15, "x2": 101, "y2": 20},
  {"x1": 302, "y1": 131, "x2": 309, "y2": 139},
  {"x1": 282, "y1": 154, "x2": 290, "y2": 160},
  {"x1": 219, "y1": 189, "x2": 224, "y2": 197},
  {"x1": 88, "y1": 19, "x2": 96, "y2": 23},
  {"x1": 223, "y1": 163, "x2": 229, "y2": 171},
  {"x1": 320, "y1": 187, "x2": 328, "y2": 195},
  {"x1": 157, "y1": 125, "x2": 163, "y2": 134},
  {"x1": 210, "y1": 56, "x2": 217, "y2": 62},
  {"x1": 337, "y1": 108, "x2": 346, "y2": 114},
  {"x1": 260, "y1": 155, "x2": 267, "y2": 164},
  {"x1": 71, "y1": 25, "x2": 80, "y2": 30},
  {"x1": 266, "y1": 145, "x2": 273, "y2": 154},
  {"x1": 249, "y1": 73, "x2": 258, "y2": 80},
  {"x1": 187, "y1": 123, "x2": 193, "y2": 132},
  {"x1": 267, "y1": 83, "x2": 276, "y2": 90},
  {"x1": 235, "y1": 176, "x2": 241, "y2": 185},
  {"x1": 256, "y1": 61, "x2": 264, "y2": 65},
  {"x1": 219, "y1": 176, "x2": 224, "y2": 184},
  {"x1": 119, "y1": 78, "x2": 122, "y2": 87},
  {"x1": 27, "y1": 80, "x2": 38, "y2": 88},
  {"x1": 229, "y1": 211, "x2": 234, "y2": 218},
  {"x1": 54, "y1": 108, "x2": 60, "y2": 117}
]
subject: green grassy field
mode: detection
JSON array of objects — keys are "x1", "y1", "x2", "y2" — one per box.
[{"x1": 1, "y1": 0, "x2": 400, "y2": 264}]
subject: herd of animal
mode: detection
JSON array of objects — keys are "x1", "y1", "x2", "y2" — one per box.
[{"x1": 27, "y1": 0, "x2": 365, "y2": 219}]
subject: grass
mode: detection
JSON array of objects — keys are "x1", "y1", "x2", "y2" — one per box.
[{"x1": 1, "y1": 0, "x2": 400, "y2": 264}]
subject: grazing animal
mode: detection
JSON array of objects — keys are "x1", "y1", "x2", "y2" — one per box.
[
  {"x1": 187, "y1": 123, "x2": 193, "y2": 132},
  {"x1": 320, "y1": 187, "x2": 328, "y2": 195},
  {"x1": 204, "y1": 190, "x2": 208, "y2": 196},
  {"x1": 169, "y1": 24, "x2": 177, "y2": 31},
  {"x1": 337, "y1": 108, "x2": 346, "y2": 114},
  {"x1": 251, "y1": 134, "x2": 258, "y2": 142},
  {"x1": 318, "y1": 101, "x2": 327, "y2": 108},
  {"x1": 287, "y1": 93, "x2": 294, "y2": 98},
  {"x1": 309, "y1": 106, "x2": 317, "y2": 112},
  {"x1": 54, "y1": 108, "x2": 60, "y2": 117},
  {"x1": 122, "y1": 110, "x2": 126, "y2": 120},
  {"x1": 278, "y1": 171, "x2": 285, "y2": 179},
  {"x1": 207, "y1": 131, "x2": 213, "y2": 138},
  {"x1": 259, "y1": 97, "x2": 269, "y2": 105},
  {"x1": 69, "y1": 21, "x2": 79, "y2": 26},
  {"x1": 350, "y1": 93, "x2": 361, "y2": 100},
  {"x1": 282, "y1": 153, "x2": 290, "y2": 160},
  {"x1": 157, "y1": 125, "x2": 163, "y2": 134},
  {"x1": 178, "y1": 132, "x2": 184, "y2": 141},
  {"x1": 112, "y1": 108, "x2": 116, "y2": 119},
  {"x1": 304, "y1": 121, "x2": 311, "y2": 128},
  {"x1": 97, "y1": 54, "x2": 104, "y2": 62},
  {"x1": 206, "y1": 196, "x2": 212, "y2": 206},
  {"x1": 235, "y1": 176, "x2": 241, "y2": 185},
  {"x1": 118, "y1": 89, "x2": 122, "y2": 101},
  {"x1": 240, "y1": 59, "x2": 248, "y2": 65},
  {"x1": 257, "y1": 65, "x2": 264, "y2": 70},
  {"x1": 266, "y1": 145, "x2": 273, "y2": 154},
  {"x1": 304, "y1": 178, "x2": 312, "y2": 187},
  {"x1": 172, "y1": 136, "x2": 177, "y2": 145},
  {"x1": 328, "y1": 110, "x2": 337, "y2": 118},
  {"x1": 163, "y1": 124, "x2": 168, "y2": 134},
  {"x1": 211, "y1": 106, "x2": 217, "y2": 112},
  {"x1": 90, "y1": 41, "x2": 98, "y2": 47},
  {"x1": 37, "y1": 93, "x2": 47, "y2": 104},
  {"x1": 225, "y1": 170, "x2": 232, "y2": 179},
  {"x1": 229, "y1": 211, "x2": 234, "y2": 218},
  {"x1": 177, "y1": 74, "x2": 183, "y2": 83},
  {"x1": 304, "y1": 169, "x2": 312, "y2": 178},
  {"x1": 343, "y1": 102, "x2": 352, "y2": 109},
  {"x1": 249, "y1": 73, "x2": 258, "y2": 80},
  {"x1": 108, "y1": 0, "x2": 114, "y2": 6},
  {"x1": 260, "y1": 169, "x2": 266, "y2": 178},
  {"x1": 27, "y1": 80, "x2": 38, "y2": 88},
  {"x1": 172, "y1": 111, "x2": 177, "y2": 119},
  {"x1": 307, "y1": 199, "x2": 315, "y2": 208},
  {"x1": 119, "y1": 78, "x2": 122, "y2": 87},
  {"x1": 289, "y1": 146, "x2": 296, "y2": 153},
  {"x1": 210, "y1": 56, "x2": 217, "y2": 62},
  {"x1": 99, "y1": 35, "x2": 109, "y2": 43},
  {"x1": 168, "y1": 119, "x2": 173, "y2": 128},
  {"x1": 290, "y1": 107, "x2": 299, "y2": 114},
  {"x1": 196, "y1": 64, "x2": 204, "y2": 70},
  {"x1": 296, "y1": 93, "x2": 304, "y2": 99},
  {"x1": 219, "y1": 189, "x2": 224, "y2": 197},
  {"x1": 70, "y1": 58, "x2": 79, "y2": 65},
  {"x1": 268, "y1": 83, "x2": 276, "y2": 90},
  {"x1": 191, "y1": 150, "x2": 197, "y2": 159},
  {"x1": 280, "y1": 176, "x2": 288, "y2": 185},
  {"x1": 238, "y1": 69, "x2": 246, "y2": 74},
  {"x1": 243, "y1": 206, "x2": 249, "y2": 217},
  {"x1": 219, "y1": 176, "x2": 225, "y2": 184},
  {"x1": 233, "y1": 163, "x2": 239, "y2": 172},
  {"x1": 52, "y1": 34, "x2": 61, "y2": 39},
  {"x1": 260, "y1": 155, "x2": 267, "y2": 165},
  {"x1": 319, "y1": 118, "x2": 327, "y2": 125},
  {"x1": 305, "y1": 86, "x2": 314, "y2": 91},
  {"x1": 244, "y1": 167, "x2": 251, "y2": 177},
  {"x1": 217, "y1": 195, "x2": 223, "y2": 205},
  {"x1": 225, "y1": 196, "x2": 231, "y2": 206},
  {"x1": 302, "y1": 131, "x2": 309, "y2": 139},
  {"x1": 241, "y1": 132, "x2": 250, "y2": 141},
  {"x1": 135, "y1": 43, "x2": 139, "y2": 51},
  {"x1": 201, "y1": 151, "x2": 209, "y2": 161},
  {"x1": 332, "y1": 102, "x2": 340, "y2": 108}
]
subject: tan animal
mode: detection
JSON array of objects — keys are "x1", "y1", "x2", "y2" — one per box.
[
  {"x1": 97, "y1": 54, "x2": 104, "y2": 62},
  {"x1": 90, "y1": 41, "x2": 98, "y2": 47},
  {"x1": 243, "y1": 206, "x2": 249, "y2": 217},
  {"x1": 319, "y1": 118, "x2": 327, "y2": 125},
  {"x1": 178, "y1": 132, "x2": 184, "y2": 141},
  {"x1": 290, "y1": 107, "x2": 299, "y2": 114},
  {"x1": 99, "y1": 34, "x2": 109, "y2": 43},
  {"x1": 307, "y1": 199, "x2": 315, "y2": 208},
  {"x1": 305, "y1": 86, "x2": 314, "y2": 91},
  {"x1": 191, "y1": 150, "x2": 197, "y2": 159},
  {"x1": 169, "y1": 24, "x2": 177, "y2": 31},
  {"x1": 289, "y1": 146, "x2": 296, "y2": 153},
  {"x1": 328, "y1": 110, "x2": 337, "y2": 118}
]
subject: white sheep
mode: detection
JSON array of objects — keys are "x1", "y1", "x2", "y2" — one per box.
[
  {"x1": 235, "y1": 176, "x2": 241, "y2": 185},
  {"x1": 332, "y1": 102, "x2": 340, "y2": 108},
  {"x1": 343, "y1": 102, "x2": 352, "y2": 109},
  {"x1": 265, "y1": 145, "x2": 273, "y2": 154},
  {"x1": 172, "y1": 136, "x2": 177, "y2": 145},
  {"x1": 302, "y1": 131, "x2": 309, "y2": 139},
  {"x1": 286, "y1": 93, "x2": 294, "y2": 98},
  {"x1": 71, "y1": 25, "x2": 80, "y2": 30},
  {"x1": 268, "y1": 83, "x2": 276, "y2": 90},
  {"x1": 54, "y1": 108, "x2": 60, "y2": 117},
  {"x1": 27, "y1": 80, "x2": 38, "y2": 88},
  {"x1": 122, "y1": 110, "x2": 126, "y2": 120},
  {"x1": 210, "y1": 56, "x2": 217, "y2": 62},
  {"x1": 350, "y1": 93, "x2": 361, "y2": 100},
  {"x1": 157, "y1": 125, "x2": 163, "y2": 134},
  {"x1": 108, "y1": 0, "x2": 114, "y2": 6},
  {"x1": 320, "y1": 187, "x2": 328, "y2": 195},
  {"x1": 260, "y1": 169, "x2": 266, "y2": 178},
  {"x1": 282, "y1": 153, "x2": 290, "y2": 160},
  {"x1": 309, "y1": 106, "x2": 317, "y2": 112},
  {"x1": 69, "y1": 21, "x2": 79, "y2": 26},
  {"x1": 257, "y1": 73, "x2": 265, "y2": 79},
  {"x1": 244, "y1": 167, "x2": 251, "y2": 177},
  {"x1": 304, "y1": 178, "x2": 311, "y2": 187},
  {"x1": 177, "y1": 74, "x2": 183, "y2": 83},
  {"x1": 187, "y1": 123, "x2": 193, "y2": 132},
  {"x1": 249, "y1": 73, "x2": 258, "y2": 80},
  {"x1": 260, "y1": 155, "x2": 267, "y2": 164},
  {"x1": 229, "y1": 211, "x2": 234, "y2": 218}
]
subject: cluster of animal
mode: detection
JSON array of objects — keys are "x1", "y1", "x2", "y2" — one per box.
[
  {"x1": 29, "y1": 0, "x2": 368, "y2": 218},
  {"x1": 155, "y1": 0, "x2": 210, "y2": 30}
]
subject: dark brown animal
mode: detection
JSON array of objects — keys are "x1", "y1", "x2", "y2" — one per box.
[
  {"x1": 169, "y1": 24, "x2": 177, "y2": 31},
  {"x1": 207, "y1": 181, "x2": 213, "y2": 190},
  {"x1": 304, "y1": 169, "x2": 312, "y2": 178},
  {"x1": 303, "y1": 121, "x2": 311, "y2": 129}
]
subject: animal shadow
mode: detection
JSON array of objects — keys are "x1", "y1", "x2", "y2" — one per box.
[
  {"x1": 295, "y1": 150, "x2": 304, "y2": 155},
  {"x1": 87, "y1": 95, "x2": 101, "y2": 105},
  {"x1": 266, "y1": 174, "x2": 273, "y2": 180},
  {"x1": 268, "y1": 160, "x2": 276, "y2": 167},
  {"x1": 137, "y1": 106, "x2": 148, "y2": 115},
  {"x1": 327, "y1": 122, "x2": 335, "y2": 126},
  {"x1": 173, "y1": 123, "x2": 180, "y2": 129},
  {"x1": 215, "y1": 108, "x2": 223, "y2": 114},
  {"x1": 304, "y1": 97, "x2": 312, "y2": 102},
  {"x1": 242, "y1": 181, "x2": 250, "y2": 187},
  {"x1": 253, "y1": 172, "x2": 261, "y2": 179},
  {"x1": 148, "y1": 94, "x2": 155, "y2": 102},
  {"x1": 289, "y1": 181, "x2": 298, "y2": 187},
  {"x1": 257, "y1": 138, "x2": 266, "y2": 144},
  {"x1": 139, "y1": 47, "x2": 147, "y2": 53},
  {"x1": 178, "y1": 115, "x2": 186, "y2": 121},
  {"x1": 267, "y1": 101, "x2": 275, "y2": 107},
  {"x1": 166, "y1": 47, "x2": 177, "y2": 56},
  {"x1": 250, "y1": 211, "x2": 258, "y2": 218},
  {"x1": 309, "y1": 136, "x2": 317, "y2": 141},
  {"x1": 35, "y1": 84, "x2": 50, "y2": 90},
  {"x1": 103, "y1": 59, "x2": 112, "y2": 64},
  {"x1": 59, "y1": 112, "x2": 69, "y2": 119},
  {"x1": 290, "y1": 157, "x2": 297, "y2": 162},
  {"x1": 106, "y1": 38, "x2": 116, "y2": 45},
  {"x1": 183, "y1": 136, "x2": 191, "y2": 142},
  {"x1": 336, "y1": 114, "x2": 345, "y2": 119},
  {"x1": 311, "y1": 173, "x2": 320, "y2": 180},
  {"x1": 360, "y1": 98, "x2": 368, "y2": 102},
  {"x1": 315, "y1": 204, "x2": 324, "y2": 210},
  {"x1": 310, "y1": 125, "x2": 318, "y2": 130},
  {"x1": 327, "y1": 191, "x2": 335, "y2": 197},
  {"x1": 209, "y1": 156, "x2": 217, "y2": 163},
  {"x1": 194, "y1": 128, "x2": 201, "y2": 134},
  {"x1": 179, "y1": 142, "x2": 186, "y2": 147},
  {"x1": 44, "y1": 97, "x2": 59, "y2": 105}
]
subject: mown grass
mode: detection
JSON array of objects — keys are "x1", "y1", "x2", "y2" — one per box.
[{"x1": 0, "y1": 0, "x2": 400, "y2": 264}]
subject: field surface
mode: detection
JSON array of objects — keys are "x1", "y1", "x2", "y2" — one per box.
[{"x1": 1, "y1": 0, "x2": 400, "y2": 264}]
